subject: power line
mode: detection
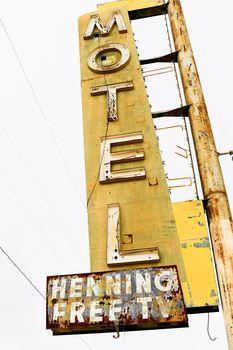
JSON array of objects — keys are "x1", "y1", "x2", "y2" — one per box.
[
  {"x1": 0, "y1": 168, "x2": 62, "y2": 263},
  {"x1": 0, "y1": 245, "x2": 46, "y2": 300},
  {"x1": 0, "y1": 15, "x2": 86, "y2": 261},
  {"x1": 86, "y1": 34, "x2": 110, "y2": 208},
  {"x1": 78, "y1": 336, "x2": 94, "y2": 350},
  {"x1": 86, "y1": 119, "x2": 109, "y2": 208},
  {"x1": 0, "y1": 120, "x2": 86, "y2": 263},
  {"x1": 0, "y1": 14, "x2": 91, "y2": 350},
  {"x1": 0, "y1": 244, "x2": 93, "y2": 350},
  {"x1": 0, "y1": 15, "x2": 85, "y2": 208}
]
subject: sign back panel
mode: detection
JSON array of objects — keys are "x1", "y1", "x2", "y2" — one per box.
[{"x1": 174, "y1": 200, "x2": 219, "y2": 311}]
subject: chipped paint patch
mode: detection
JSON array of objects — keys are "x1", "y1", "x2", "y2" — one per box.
[{"x1": 193, "y1": 240, "x2": 209, "y2": 248}]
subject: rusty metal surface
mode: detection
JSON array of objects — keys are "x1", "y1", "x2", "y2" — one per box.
[
  {"x1": 168, "y1": 1, "x2": 233, "y2": 348},
  {"x1": 140, "y1": 51, "x2": 178, "y2": 65},
  {"x1": 152, "y1": 105, "x2": 190, "y2": 119},
  {"x1": 90, "y1": 81, "x2": 134, "y2": 122},
  {"x1": 83, "y1": 11, "x2": 127, "y2": 40},
  {"x1": 99, "y1": 132, "x2": 146, "y2": 183},
  {"x1": 97, "y1": 0, "x2": 164, "y2": 12},
  {"x1": 128, "y1": 3, "x2": 167, "y2": 20},
  {"x1": 47, "y1": 266, "x2": 188, "y2": 335}
]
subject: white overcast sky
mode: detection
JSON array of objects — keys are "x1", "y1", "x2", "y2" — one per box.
[{"x1": 0, "y1": 0, "x2": 232, "y2": 349}]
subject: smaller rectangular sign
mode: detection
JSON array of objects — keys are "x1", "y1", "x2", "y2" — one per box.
[{"x1": 47, "y1": 266, "x2": 188, "y2": 335}]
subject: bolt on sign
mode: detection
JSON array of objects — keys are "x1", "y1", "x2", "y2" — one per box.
[
  {"x1": 47, "y1": 266, "x2": 188, "y2": 334},
  {"x1": 78, "y1": 1, "x2": 186, "y2": 282}
]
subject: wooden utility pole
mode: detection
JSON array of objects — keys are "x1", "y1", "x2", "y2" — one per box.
[{"x1": 168, "y1": 1, "x2": 233, "y2": 348}]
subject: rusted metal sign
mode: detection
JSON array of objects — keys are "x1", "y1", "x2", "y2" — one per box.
[{"x1": 47, "y1": 266, "x2": 188, "y2": 335}]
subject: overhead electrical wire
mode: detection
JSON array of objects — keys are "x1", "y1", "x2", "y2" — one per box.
[
  {"x1": 0, "y1": 12, "x2": 115, "y2": 350},
  {"x1": 0, "y1": 245, "x2": 94, "y2": 350},
  {"x1": 0, "y1": 14, "x2": 92, "y2": 348},
  {"x1": 78, "y1": 336, "x2": 94, "y2": 350},
  {"x1": 0, "y1": 16, "x2": 85, "y2": 208},
  {"x1": 0, "y1": 16, "x2": 87, "y2": 262},
  {"x1": 0, "y1": 121, "x2": 86, "y2": 263},
  {"x1": 0, "y1": 20, "x2": 92, "y2": 346},
  {"x1": 0, "y1": 245, "x2": 46, "y2": 300},
  {"x1": 86, "y1": 33, "x2": 110, "y2": 208},
  {"x1": 86, "y1": 119, "x2": 109, "y2": 208},
  {"x1": 0, "y1": 168, "x2": 62, "y2": 263}
]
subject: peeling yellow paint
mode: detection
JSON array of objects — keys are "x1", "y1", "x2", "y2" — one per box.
[{"x1": 173, "y1": 200, "x2": 218, "y2": 309}]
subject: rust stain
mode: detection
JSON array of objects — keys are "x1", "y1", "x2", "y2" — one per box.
[{"x1": 47, "y1": 266, "x2": 188, "y2": 334}]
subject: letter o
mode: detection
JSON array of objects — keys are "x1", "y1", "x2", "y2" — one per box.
[{"x1": 87, "y1": 43, "x2": 130, "y2": 74}]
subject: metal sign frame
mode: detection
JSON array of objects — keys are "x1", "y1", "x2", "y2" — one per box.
[{"x1": 47, "y1": 266, "x2": 188, "y2": 335}]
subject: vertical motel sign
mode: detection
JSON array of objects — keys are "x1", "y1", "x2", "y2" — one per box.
[
  {"x1": 49, "y1": 2, "x2": 187, "y2": 334},
  {"x1": 47, "y1": 0, "x2": 220, "y2": 336},
  {"x1": 47, "y1": 3, "x2": 187, "y2": 334},
  {"x1": 79, "y1": 5, "x2": 186, "y2": 279}
]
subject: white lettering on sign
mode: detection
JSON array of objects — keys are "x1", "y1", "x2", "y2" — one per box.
[
  {"x1": 156, "y1": 296, "x2": 173, "y2": 318},
  {"x1": 47, "y1": 268, "x2": 186, "y2": 328},
  {"x1": 52, "y1": 278, "x2": 66, "y2": 299},
  {"x1": 83, "y1": 11, "x2": 127, "y2": 40},
  {"x1": 50, "y1": 270, "x2": 177, "y2": 300},
  {"x1": 125, "y1": 274, "x2": 132, "y2": 294},
  {"x1": 137, "y1": 297, "x2": 152, "y2": 319},
  {"x1": 90, "y1": 81, "x2": 134, "y2": 121},
  {"x1": 154, "y1": 270, "x2": 173, "y2": 292},
  {"x1": 107, "y1": 203, "x2": 160, "y2": 265},
  {"x1": 87, "y1": 43, "x2": 130, "y2": 74},
  {"x1": 87, "y1": 276, "x2": 101, "y2": 297},
  {"x1": 109, "y1": 299, "x2": 122, "y2": 321},
  {"x1": 70, "y1": 302, "x2": 85, "y2": 323},
  {"x1": 53, "y1": 302, "x2": 66, "y2": 321},
  {"x1": 136, "y1": 272, "x2": 151, "y2": 294},
  {"x1": 70, "y1": 277, "x2": 83, "y2": 298},
  {"x1": 51, "y1": 297, "x2": 174, "y2": 323},
  {"x1": 90, "y1": 301, "x2": 103, "y2": 323},
  {"x1": 100, "y1": 132, "x2": 146, "y2": 183},
  {"x1": 106, "y1": 274, "x2": 121, "y2": 296}
]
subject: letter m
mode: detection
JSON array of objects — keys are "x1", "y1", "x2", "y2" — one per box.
[{"x1": 83, "y1": 11, "x2": 127, "y2": 40}]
